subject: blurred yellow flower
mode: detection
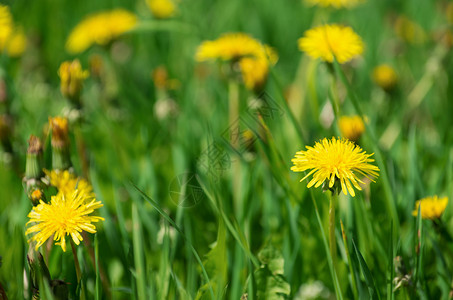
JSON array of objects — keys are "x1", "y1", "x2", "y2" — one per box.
[
  {"x1": 298, "y1": 24, "x2": 364, "y2": 64},
  {"x1": 196, "y1": 33, "x2": 269, "y2": 62},
  {"x1": 239, "y1": 46, "x2": 278, "y2": 91},
  {"x1": 339, "y1": 115, "x2": 365, "y2": 142},
  {"x1": 147, "y1": 0, "x2": 176, "y2": 19},
  {"x1": 291, "y1": 137, "x2": 379, "y2": 197},
  {"x1": 196, "y1": 33, "x2": 278, "y2": 91},
  {"x1": 58, "y1": 59, "x2": 89, "y2": 100},
  {"x1": 306, "y1": 0, "x2": 363, "y2": 8},
  {"x1": 66, "y1": 9, "x2": 137, "y2": 54},
  {"x1": 26, "y1": 189, "x2": 104, "y2": 252},
  {"x1": 372, "y1": 64, "x2": 397, "y2": 91},
  {"x1": 45, "y1": 169, "x2": 93, "y2": 198},
  {"x1": 413, "y1": 196, "x2": 448, "y2": 220},
  {"x1": 0, "y1": 4, "x2": 26, "y2": 57},
  {"x1": 49, "y1": 117, "x2": 69, "y2": 149}
]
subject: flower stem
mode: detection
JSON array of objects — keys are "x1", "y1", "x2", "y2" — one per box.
[
  {"x1": 228, "y1": 78, "x2": 242, "y2": 219},
  {"x1": 329, "y1": 191, "x2": 337, "y2": 265},
  {"x1": 70, "y1": 239, "x2": 85, "y2": 299}
]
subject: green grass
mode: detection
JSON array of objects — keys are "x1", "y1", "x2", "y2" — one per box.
[{"x1": 1, "y1": 0, "x2": 453, "y2": 299}]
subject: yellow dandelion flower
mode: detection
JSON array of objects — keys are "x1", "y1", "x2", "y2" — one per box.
[
  {"x1": 49, "y1": 117, "x2": 69, "y2": 149},
  {"x1": 26, "y1": 189, "x2": 104, "y2": 252},
  {"x1": 339, "y1": 115, "x2": 365, "y2": 142},
  {"x1": 0, "y1": 5, "x2": 26, "y2": 57},
  {"x1": 195, "y1": 33, "x2": 268, "y2": 62},
  {"x1": 58, "y1": 59, "x2": 89, "y2": 100},
  {"x1": 305, "y1": 0, "x2": 363, "y2": 8},
  {"x1": 413, "y1": 196, "x2": 448, "y2": 220},
  {"x1": 45, "y1": 169, "x2": 93, "y2": 197},
  {"x1": 291, "y1": 137, "x2": 379, "y2": 197},
  {"x1": 196, "y1": 33, "x2": 277, "y2": 90},
  {"x1": 298, "y1": 24, "x2": 364, "y2": 64},
  {"x1": 372, "y1": 64, "x2": 398, "y2": 92},
  {"x1": 66, "y1": 9, "x2": 137, "y2": 54},
  {"x1": 147, "y1": 0, "x2": 176, "y2": 19}
]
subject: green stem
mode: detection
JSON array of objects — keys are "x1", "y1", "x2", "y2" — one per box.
[
  {"x1": 70, "y1": 239, "x2": 85, "y2": 299},
  {"x1": 228, "y1": 79, "x2": 242, "y2": 219},
  {"x1": 341, "y1": 221, "x2": 359, "y2": 299},
  {"x1": 329, "y1": 191, "x2": 337, "y2": 265}
]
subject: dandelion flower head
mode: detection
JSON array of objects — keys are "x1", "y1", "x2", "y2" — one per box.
[
  {"x1": 58, "y1": 59, "x2": 89, "y2": 100},
  {"x1": 291, "y1": 137, "x2": 379, "y2": 197},
  {"x1": 305, "y1": 0, "x2": 363, "y2": 9},
  {"x1": 66, "y1": 9, "x2": 137, "y2": 54},
  {"x1": 372, "y1": 64, "x2": 398, "y2": 92},
  {"x1": 413, "y1": 196, "x2": 448, "y2": 220},
  {"x1": 49, "y1": 117, "x2": 69, "y2": 149},
  {"x1": 147, "y1": 0, "x2": 176, "y2": 19},
  {"x1": 26, "y1": 189, "x2": 104, "y2": 252},
  {"x1": 298, "y1": 24, "x2": 364, "y2": 64},
  {"x1": 196, "y1": 33, "x2": 278, "y2": 90},
  {"x1": 0, "y1": 4, "x2": 26, "y2": 57},
  {"x1": 45, "y1": 169, "x2": 93, "y2": 197},
  {"x1": 339, "y1": 115, "x2": 365, "y2": 142}
]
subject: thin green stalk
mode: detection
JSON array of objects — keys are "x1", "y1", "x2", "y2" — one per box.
[
  {"x1": 310, "y1": 190, "x2": 343, "y2": 299},
  {"x1": 228, "y1": 78, "x2": 242, "y2": 219},
  {"x1": 95, "y1": 234, "x2": 100, "y2": 300},
  {"x1": 70, "y1": 239, "x2": 85, "y2": 300},
  {"x1": 328, "y1": 191, "x2": 337, "y2": 265},
  {"x1": 132, "y1": 203, "x2": 147, "y2": 300},
  {"x1": 341, "y1": 220, "x2": 359, "y2": 299}
]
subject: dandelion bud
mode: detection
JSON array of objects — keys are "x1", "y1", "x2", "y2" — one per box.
[
  {"x1": 338, "y1": 115, "x2": 365, "y2": 142},
  {"x1": 147, "y1": 0, "x2": 176, "y2": 19},
  {"x1": 58, "y1": 59, "x2": 89, "y2": 105},
  {"x1": 372, "y1": 64, "x2": 398, "y2": 92},
  {"x1": 49, "y1": 117, "x2": 71, "y2": 170}
]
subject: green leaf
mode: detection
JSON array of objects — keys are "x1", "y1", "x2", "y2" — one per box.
[
  {"x1": 254, "y1": 245, "x2": 290, "y2": 300},
  {"x1": 195, "y1": 221, "x2": 227, "y2": 300},
  {"x1": 352, "y1": 239, "x2": 381, "y2": 300}
]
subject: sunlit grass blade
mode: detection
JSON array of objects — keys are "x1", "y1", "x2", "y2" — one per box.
[
  {"x1": 310, "y1": 190, "x2": 343, "y2": 300},
  {"x1": 387, "y1": 222, "x2": 394, "y2": 300},
  {"x1": 95, "y1": 234, "x2": 100, "y2": 300},
  {"x1": 340, "y1": 220, "x2": 359, "y2": 299},
  {"x1": 131, "y1": 183, "x2": 215, "y2": 300},
  {"x1": 132, "y1": 203, "x2": 147, "y2": 300},
  {"x1": 352, "y1": 239, "x2": 381, "y2": 300}
]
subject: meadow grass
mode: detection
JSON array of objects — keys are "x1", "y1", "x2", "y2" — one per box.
[{"x1": 1, "y1": 0, "x2": 453, "y2": 299}]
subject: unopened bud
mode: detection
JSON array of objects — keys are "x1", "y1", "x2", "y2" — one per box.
[
  {"x1": 49, "y1": 117, "x2": 71, "y2": 170},
  {"x1": 58, "y1": 59, "x2": 89, "y2": 104}
]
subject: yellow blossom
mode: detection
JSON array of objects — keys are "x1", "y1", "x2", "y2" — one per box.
[
  {"x1": 196, "y1": 33, "x2": 278, "y2": 90},
  {"x1": 26, "y1": 189, "x2": 104, "y2": 252},
  {"x1": 58, "y1": 59, "x2": 89, "y2": 100},
  {"x1": 49, "y1": 117, "x2": 69, "y2": 149},
  {"x1": 372, "y1": 64, "x2": 398, "y2": 92},
  {"x1": 305, "y1": 0, "x2": 363, "y2": 8},
  {"x1": 147, "y1": 0, "x2": 176, "y2": 19},
  {"x1": 0, "y1": 5, "x2": 26, "y2": 57},
  {"x1": 45, "y1": 169, "x2": 93, "y2": 198},
  {"x1": 298, "y1": 24, "x2": 364, "y2": 64},
  {"x1": 291, "y1": 137, "x2": 379, "y2": 197},
  {"x1": 413, "y1": 196, "x2": 448, "y2": 220},
  {"x1": 66, "y1": 9, "x2": 137, "y2": 54},
  {"x1": 339, "y1": 115, "x2": 365, "y2": 142}
]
